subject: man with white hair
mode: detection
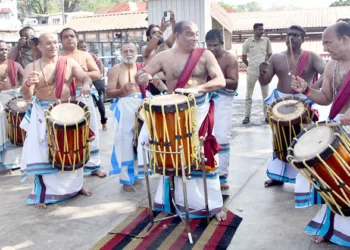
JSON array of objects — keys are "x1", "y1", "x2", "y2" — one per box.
[{"x1": 107, "y1": 42, "x2": 163, "y2": 192}]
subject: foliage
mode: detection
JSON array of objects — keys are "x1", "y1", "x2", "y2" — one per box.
[
  {"x1": 218, "y1": 1, "x2": 262, "y2": 12},
  {"x1": 17, "y1": 0, "x2": 143, "y2": 18},
  {"x1": 330, "y1": 0, "x2": 350, "y2": 6}
]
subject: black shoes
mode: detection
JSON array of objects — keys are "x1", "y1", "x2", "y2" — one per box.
[{"x1": 242, "y1": 117, "x2": 250, "y2": 124}]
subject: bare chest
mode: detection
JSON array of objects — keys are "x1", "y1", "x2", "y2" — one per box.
[
  {"x1": 117, "y1": 68, "x2": 138, "y2": 86},
  {"x1": 165, "y1": 53, "x2": 207, "y2": 79}
]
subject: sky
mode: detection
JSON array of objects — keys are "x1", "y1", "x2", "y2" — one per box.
[{"x1": 219, "y1": 0, "x2": 336, "y2": 9}]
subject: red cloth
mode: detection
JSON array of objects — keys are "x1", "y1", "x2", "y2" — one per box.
[
  {"x1": 296, "y1": 51, "x2": 311, "y2": 77},
  {"x1": 295, "y1": 51, "x2": 319, "y2": 121},
  {"x1": 55, "y1": 57, "x2": 76, "y2": 99},
  {"x1": 198, "y1": 100, "x2": 222, "y2": 169},
  {"x1": 7, "y1": 59, "x2": 17, "y2": 87},
  {"x1": 175, "y1": 48, "x2": 206, "y2": 89},
  {"x1": 329, "y1": 70, "x2": 350, "y2": 120},
  {"x1": 136, "y1": 62, "x2": 146, "y2": 98}
]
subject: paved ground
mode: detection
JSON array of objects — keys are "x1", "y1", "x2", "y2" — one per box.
[{"x1": 0, "y1": 73, "x2": 345, "y2": 250}]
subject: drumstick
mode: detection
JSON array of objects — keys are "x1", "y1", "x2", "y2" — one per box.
[
  {"x1": 32, "y1": 49, "x2": 36, "y2": 72},
  {"x1": 320, "y1": 122, "x2": 342, "y2": 127},
  {"x1": 289, "y1": 37, "x2": 296, "y2": 76},
  {"x1": 128, "y1": 65, "x2": 131, "y2": 83}
]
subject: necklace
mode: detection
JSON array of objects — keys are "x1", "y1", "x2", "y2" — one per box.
[
  {"x1": 0, "y1": 62, "x2": 8, "y2": 90},
  {"x1": 285, "y1": 51, "x2": 302, "y2": 76},
  {"x1": 172, "y1": 48, "x2": 193, "y2": 85},
  {"x1": 40, "y1": 59, "x2": 55, "y2": 95}
]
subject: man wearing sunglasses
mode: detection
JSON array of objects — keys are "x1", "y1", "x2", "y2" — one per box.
[{"x1": 258, "y1": 25, "x2": 325, "y2": 188}]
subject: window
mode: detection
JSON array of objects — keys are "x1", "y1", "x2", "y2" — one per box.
[{"x1": 53, "y1": 18, "x2": 60, "y2": 25}]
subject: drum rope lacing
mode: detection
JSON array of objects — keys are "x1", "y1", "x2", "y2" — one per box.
[
  {"x1": 142, "y1": 94, "x2": 200, "y2": 176},
  {"x1": 287, "y1": 124, "x2": 350, "y2": 216},
  {"x1": 267, "y1": 96, "x2": 311, "y2": 161},
  {"x1": 5, "y1": 97, "x2": 27, "y2": 146},
  {"x1": 45, "y1": 99, "x2": 91, "y2": 171}
]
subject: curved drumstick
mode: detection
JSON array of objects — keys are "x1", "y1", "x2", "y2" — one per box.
[
  {"x1": 289, "y1": 37, "x2": 296, "y2": 76},
  {"x1": 32, "y1": 49, "x2": 36, "y2": 71}
]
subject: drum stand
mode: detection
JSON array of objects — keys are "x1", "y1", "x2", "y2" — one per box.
[{"x1": 141, "y1": 138, "x2": 210, "y2": 244}]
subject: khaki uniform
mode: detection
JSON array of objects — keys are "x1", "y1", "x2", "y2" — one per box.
[{"x1": 242, "y1": 37, "x2": 272, "y2": 118}]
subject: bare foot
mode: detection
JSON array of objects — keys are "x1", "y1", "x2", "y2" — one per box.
[
  {"x1": 264, "y1": 179, "x2": 284, "y2": 188},
  {"x1": 312, "y1": 235, "x2": 325, "y2": 244},
  {"x1": 79, "y1": 187, "x2": 92, "y2": 197},
  {"x1": 102, "y1": 124, "x2": 108, "y2": 131},
  {"x1": 220, "y1": 182, "x2": 230, "y2": 191},
  {"x1": 123, "y1": 185, "x2": 136, "y2": 192},
  {"x1": 35, "y1": 203, "x2": 47, "y2": 209},
  {"x1": 2, "y1": 169, "x2": 12, "y2": 175},
  {"x1": 91, "y1": 170, "x2": 107, "y2": 178},
  {"x1": 215, "y1": 210, "x2": 227, "y2": 221}
]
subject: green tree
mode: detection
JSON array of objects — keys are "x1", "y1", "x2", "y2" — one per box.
[
  {"x1": 330, "y1": 0, "x2": 350, "y2": 6},
  {"x1": 218, "y1": 1, "x2": 262, "y2": 12}
]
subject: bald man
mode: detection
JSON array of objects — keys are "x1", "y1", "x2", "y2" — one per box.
[
  {"x1": 136, "y1": 21, "x2": 227, "y2": 221},
  {"x1": 60, "y1": 28, "x2": 106, "y2": 178},
  {"x1": 20, "y1": 32, "x2": 92, "y2": 209},
  {"x1": 291, "y1": 22, "x2": 350, "y2": 247}
]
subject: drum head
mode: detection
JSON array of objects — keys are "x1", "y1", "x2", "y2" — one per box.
[
  {"x1": 149, "y1": 94, "x2": 188, "y2": 106},
  {"x1": 293, "y1": 126, "x2": 335, "y2": 162},
  {"x1": 50, "y1": 103, "x2": 85, "y2": 125},
  {"x1": 271, "y1": 99, "x2": 306, "y2": 122},
  {"x1": 8, "y1": 98, "x2": 29, "y2": 113}
]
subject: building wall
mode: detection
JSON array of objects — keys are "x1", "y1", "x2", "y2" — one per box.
[
  {"x1": 211, "y1": 18, "x2": 231, "y2": 50},
  {"x1": 0, "y1": 0, "x2": 20, "y2": 28},
  {"x1": 148, "y1": 0, "x2": 212, "y2": 46}
]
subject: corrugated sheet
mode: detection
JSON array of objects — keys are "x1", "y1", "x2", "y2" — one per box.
[
  {"x1": 230, "y1": 6, "x2": 350, "y2": 32},
  {"x1": 64, "y1": 12, "x2": 148, "y2": 32}
]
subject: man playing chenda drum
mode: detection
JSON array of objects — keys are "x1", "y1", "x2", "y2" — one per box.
[
  {"x1": 291, "y1": 21, "x2": 350, "y2": 247},
  {"x1": 20, "y1": 32, "x2": 93, "y2": 209},
  {"x1": 107, "y1": 42, "x2": 162, "y2": 192},
  {"x1": 60, "y1": 28, "x2": 107, "y2": 178},
  {"x1": 0, "y1": 40, "x2": 24, "y2": 175},
  {"x1": 136, "y1": 20, "x2": 227, "y2": 221},
  {"x1": 258, "y1": 25, "x2": 325, "y2": 188}
]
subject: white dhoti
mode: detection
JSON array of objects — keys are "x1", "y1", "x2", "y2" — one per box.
[
  {"x1": 137, "y1": 93, "x2": 223, "y2": 218},
  {"x1": 109, "y1": 92, "x2": 149, "y2": 185},
  {"x1": 0, "y1": 89, "x2": 23, "y2": 170},
  {"x1": 77, "y1": 90, "x2": 101, "y2": 173},
  {"x1": 214, "y1": 89, "x2": 237, "y2": 183},
  {"x1": 20, "y1": 98, "x2": 83, "y2": 204},
  {"x1": 294, "y1": 114, "x2": 350, "y2": 247},
  {"x1": 264, "y1": 89, "x2": 311, "y2": 183}
]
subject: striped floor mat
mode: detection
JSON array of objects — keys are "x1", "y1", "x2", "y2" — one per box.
[{"x1": 92, "y1": 206, "x2": 242, "y2": 250}]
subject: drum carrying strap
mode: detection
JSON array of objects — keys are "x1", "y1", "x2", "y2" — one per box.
[
  {"x1": 198, "y1": 100, "x2": 221, "y2": 169},
  {"x1": 329, "y1": 70, "x2": 350, "y2": 120},
  {"x1": 55, "y1": 57, "x2": 76, "y2": 99},
  {"x1": 174, "y1": 48, "x2": 206, "y2": 89},
  {"x1": 8, "y1": 59, "x2": 17, "y2": 87}
]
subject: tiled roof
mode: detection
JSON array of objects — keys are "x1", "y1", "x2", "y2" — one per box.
[
  {"x1": 211, "y1": 2, "x2": 233, "y2": 32},
  {"x1": 95, "y1": 2, "x2": 147, "y2": 14},
  {"x1": 0, "y1": 8, "x2": 11, "y2": 14},
  {"x1": 230, "y1": 6, "x2": 350, "y2": 32},
  {"x1": 64, "y1": 12, "x2": 148, "y2": 32}
]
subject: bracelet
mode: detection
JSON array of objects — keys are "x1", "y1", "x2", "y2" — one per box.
[
  {"x1": 161, "y1": 89, "x2": 168, "y2": 95},
  {"x1": 302, "y1": 86, "x2": 311, "y2": 95},
  {"x1": 24, "y1": 80, "x2": 31, "y2": 88}
]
